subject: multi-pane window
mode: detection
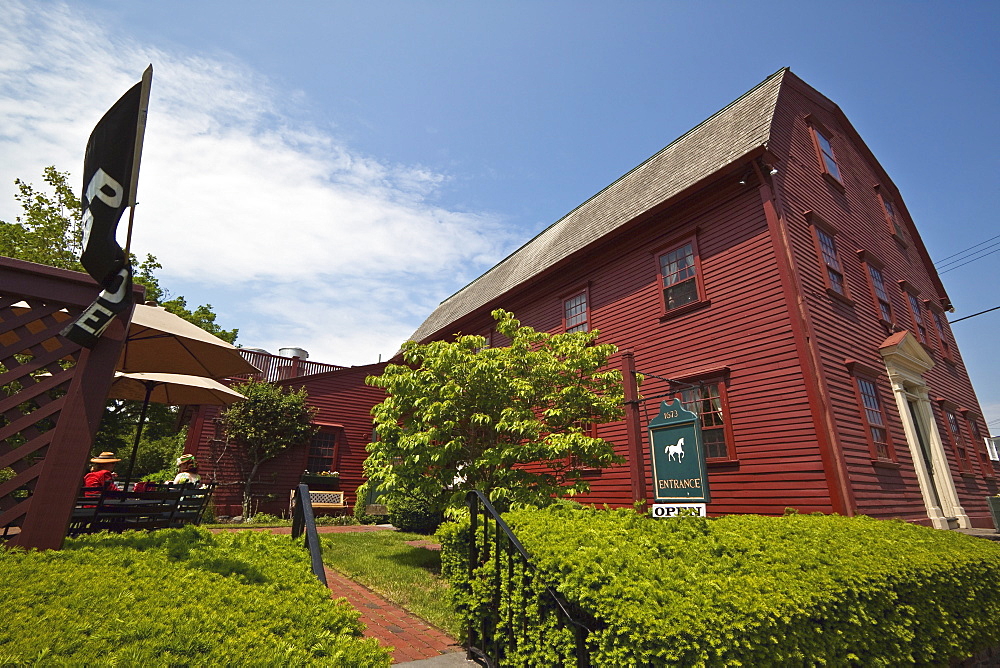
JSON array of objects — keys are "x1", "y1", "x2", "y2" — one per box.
[
  {"x1": 815, "y1": 228, "x2": 846, "y2": 295},
  {"x1": 867, "y1": 264, "x2": 893, "y2": 322},
  {"x1": 944, "y1": 410, "x2": 970, "y2": 471},
  {"x1": 564, "y1": 292, "x2": 588, "y2": 333},
  {"x1": 307, "y1": 428, "x2": 342, "y2": 472},
  {"x1": 932, "y1": 311, "x2": 952, "y2": 359},
  {"x1": 679, "y1": 383, "x2": 730, "y2": 460},
  {"x1": 907, "y1": 293, "x2": 928, "y2": 343},
  {"x1": 881, "y1": 196, "x2": 906, "y2": 239},
  {"x1": 968, "y1": 418, "x2": 994, "y2": 474},
  {"x1": 812, "y1": 127, "x2": 842, "y2": 181},
  {"x1": 857, "y1": 377, "x2": 891, "y2": 460},
  {"x1": 659, "y1": 242, "x2": 700, "y2": 311}
]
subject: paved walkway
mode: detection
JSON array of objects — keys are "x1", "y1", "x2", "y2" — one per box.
[
  {"x1": 322, "y1": 565, "x2": 465, "y2": 664},
  {"x1": 213, "y1": 524, "x2": 468, "y2": 664}
]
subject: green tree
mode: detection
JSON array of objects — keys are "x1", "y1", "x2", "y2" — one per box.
[
  {"x1": 365, "y1": 309, "x2": 625, "y2": 512},
  {"x1": 0, "y1": 166, "x2": 238, "y2": 342},
  {"x1": 2, "y1": 167, "x2": 241, "y2": 472},
  {"x1": 222, "y1": 380, "x2": 318, "y2": 516},
  {"x1": 0, "y1": 166, "x2": 83, "y2": 269}
]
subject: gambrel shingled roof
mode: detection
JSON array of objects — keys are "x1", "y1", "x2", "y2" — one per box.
[{"x1": 406, "y1": 68, "x2": 789, "y2": 344}]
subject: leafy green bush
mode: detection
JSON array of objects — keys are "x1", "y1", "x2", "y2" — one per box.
[
  {"x1": 440, "y1": 507, "x2": 1000, "y2": 666},
  {"x1": 387, "y1": 490, "x2": 444, "y2": 535},
  {"x1": 353, "y1": 480, "x2": 382, "y2": 525},
  {"x1": 140, "y1": 466, "x2": 175, "y2": 483},
  {"x1": 132, "y1": 429, "x2": 187, "y2": 479},
  {"x1": 246, "y1": 512, "x2": 285, "y2": 524},
  {"x1": 0, "y1": 526, "x2": 390, "y2": 666}
]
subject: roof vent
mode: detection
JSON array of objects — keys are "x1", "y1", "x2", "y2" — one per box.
[{"x1": 279, "y1": 347, "x2": 309, "y2": 359}]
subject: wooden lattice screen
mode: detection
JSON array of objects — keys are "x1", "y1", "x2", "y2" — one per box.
[{"x1": 0, "y1": 256, "x2": 139, "y2": 550}]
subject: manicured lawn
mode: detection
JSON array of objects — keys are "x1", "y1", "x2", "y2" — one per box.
[{"x1": 321, "y1": 529, "x2": 461, "y2": 638}]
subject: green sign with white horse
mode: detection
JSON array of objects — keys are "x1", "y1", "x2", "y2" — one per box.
[{"x1": 648, "y1": 399, "x2": 711, "y2": 503}]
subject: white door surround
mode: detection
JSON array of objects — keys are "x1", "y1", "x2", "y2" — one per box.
[{"x1": 879, "y1": 331, "x2": 970, "y2": 529}]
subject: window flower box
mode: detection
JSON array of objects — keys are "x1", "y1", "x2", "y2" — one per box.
[{"x1": 300, "y1": 472, "x2": 340, "y2": 491}]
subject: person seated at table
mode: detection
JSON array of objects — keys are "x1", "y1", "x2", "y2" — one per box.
[
  {"x1": 82, "y1": 452, "x2": 121, "y2": 496},
  {"x1": 172, "y1": 454, "x2": 201, "y2": 486}
]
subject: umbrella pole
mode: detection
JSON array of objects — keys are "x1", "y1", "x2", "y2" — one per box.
[{"x1": 121, "y1": 381, "x2": 155, "y2": 490}]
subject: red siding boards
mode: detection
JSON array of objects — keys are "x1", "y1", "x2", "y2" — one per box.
[
  {"x1": 182, "y1": 363, "x2": 386, "y2": 517},
  {"x1": 401, "y1": 70, "x2": 995, "y2": 529},
  {"x1": 769, "y1": 76, "x2": 996, "y2": 526},
  {"x1": 284, "y1": 363, "x2": 388, "y2": 513},
  {"x1": 449, "y1": 179, "x2": 833, "y2": 516}
]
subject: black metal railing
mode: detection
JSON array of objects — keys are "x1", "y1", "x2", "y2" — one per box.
[
  {"x1": 466, "y1": 490, "x2": 591, "y2": 667},
  {"x1": 291, "y1": 484, "x2": 328, "y2": 587}
]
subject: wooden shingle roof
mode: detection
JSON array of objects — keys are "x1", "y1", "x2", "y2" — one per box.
[{"x1": 407, "y1": 68, "x2": 789, "y2": 344}]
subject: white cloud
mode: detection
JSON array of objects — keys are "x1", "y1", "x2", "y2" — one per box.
[{"x1": 0, "y1": 1, "x2": 510, "y2": 364}]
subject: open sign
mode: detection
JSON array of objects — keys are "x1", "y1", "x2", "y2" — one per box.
[{"x1": 651, "y1": 503, "x2": 706, "y2": 518}]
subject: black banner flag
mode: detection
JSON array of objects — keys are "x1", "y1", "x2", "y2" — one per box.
[{"x1": 62, "y1": 66, "x2": 152, "y2": 348}]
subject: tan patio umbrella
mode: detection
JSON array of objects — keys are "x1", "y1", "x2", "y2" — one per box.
[
  {"x1": 11, "y1": 302, "x2": 260, "y2": 378},
  {"x1": 119, "y1": 304, "x2": 260, "y2": 379},
  {"x1": 108, "y1": 371, "x2": 246, "y2": 489}
]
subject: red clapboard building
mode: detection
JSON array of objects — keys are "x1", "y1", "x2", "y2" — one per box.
[
  {"x1": 402, "y1": 68, "x2": 998, "y2": 529},
  {"x1": 182, "y1": 352, "x2": 385, "y2": 517}
]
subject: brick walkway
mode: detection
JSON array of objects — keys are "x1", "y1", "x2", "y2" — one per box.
[
  {"x1": 323, "y1": 565, "x2": 463, "y2": 663},
  {"x1": 213, "y1": 524, "x2": 463, "y2": 663}
]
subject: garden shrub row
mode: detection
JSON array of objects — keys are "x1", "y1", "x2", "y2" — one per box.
[
  {"x1": 0, "y1": 526, "x2": 391, "y2": 666},
  {"x1": 438, "y1": 505, "x2": 1000, "y2": 666}
]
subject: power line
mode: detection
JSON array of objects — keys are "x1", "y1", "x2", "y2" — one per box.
[
  {"x1": 950, "y1": 305, "x2": 1000, "y2": 324},
  {"x1": 938, "y1": 242, "x2": 1000, "y2": 274},
  {"x1": 934, "y1": 233, "x2": 1000, "y2": 264}
]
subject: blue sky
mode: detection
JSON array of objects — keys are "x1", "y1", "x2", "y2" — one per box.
[{"x1": 1, "y1": 1, "x2": 998, "y2": 431}]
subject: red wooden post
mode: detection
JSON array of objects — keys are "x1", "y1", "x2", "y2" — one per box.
[
  {"x1": 11, "y1": 317, "x2": 128, "y2": 549},
  {"x1": 621, "y1": 351, "x2": 646, "y2": 504},
  {"x1": 0, "y1": 257, "x2": 140, "y2": 550}
]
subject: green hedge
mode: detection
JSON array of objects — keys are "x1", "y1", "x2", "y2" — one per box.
[
  {"x1": 439, "y1": 506, "x2": 1000, "y2": 666},
  {"x1": 0, "y1": 526, "x2": 390, "y2": 666},
  {"x1": 386, "y1": 491, "x2": 444, "y2": 535}
]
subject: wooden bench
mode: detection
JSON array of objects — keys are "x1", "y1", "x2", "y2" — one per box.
[
  {"x1": 68, "y1": 484, "x2": 215, "y2": 536},
  {"x1": 290, "y1": 488, "x2": 346, "y2": 516},
  {"x1": 168, "y1": 485, "x2": 214, "y2": 527}
]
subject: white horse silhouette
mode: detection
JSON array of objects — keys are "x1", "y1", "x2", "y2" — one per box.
[{"x1": 665, "y1": 437, "x2": 686, "y2": 463}]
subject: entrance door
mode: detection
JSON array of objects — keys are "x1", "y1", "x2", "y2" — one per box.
[
  {"x1": 880, "y1": 331, "x2": 969, "y2": 529},
  {"x1": 906, "y1": 399, "x2": 943, "y2": 512}
]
